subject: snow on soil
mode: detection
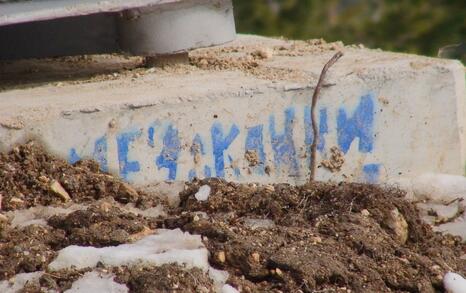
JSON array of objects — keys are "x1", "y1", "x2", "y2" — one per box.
[
  {"x1": 0, "y1": 272, "x2": 44, "y2": 293},
  {"x1": 221, "y1": 284, "x2": 240, "y2": 293},
  {"x1": 396, "y1": 173, "x2": 466, "y2": 203},
  {"x1": 49, "y1": 229, "x2": 207, "y2": 271},
  {"x1": 122, "y1": 204, "x2": 165, "y2": 218},
  {"x1": 48, "y1": 228, "x2": 234, "y2": 292},
  {"x1": 65, "y1": 271, "x2": 128, "y2": 293},
  {"x1": 7, "y1": 203, "x2": 165, "y2": 229},
  {"x1": 7, "y1": 205, "x2": 85, "y2": 228}
]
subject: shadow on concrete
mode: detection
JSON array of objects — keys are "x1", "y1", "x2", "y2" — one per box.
[{"x1": 0, "y1": 54, "x2": 144, "y2": 91}]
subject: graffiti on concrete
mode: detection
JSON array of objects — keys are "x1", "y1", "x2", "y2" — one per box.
[{"x1": 68, "y1": 93, "x2": 380, "y2": 183}]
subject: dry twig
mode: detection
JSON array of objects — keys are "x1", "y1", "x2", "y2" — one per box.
[{"x1": 309, "y1": 52, "x2": 343, "y2": 181}]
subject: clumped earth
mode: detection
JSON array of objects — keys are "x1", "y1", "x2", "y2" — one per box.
[
  {"x1": 20, "y1": 265, "x2": 214, "y2": 293},
  {"x1": 0, "y1": 141, "x2": 163, "y2": 210},
  {"x1": 0, "y1": 142, "x2": 465, "y2": 292}
]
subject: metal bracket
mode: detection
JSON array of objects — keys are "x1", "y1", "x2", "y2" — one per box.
[{"x1": 0, "y1": 0, "x2": 236, "y2": 60}]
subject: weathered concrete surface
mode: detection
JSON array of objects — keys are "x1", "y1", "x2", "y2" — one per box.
[{"x1": 0, "y1": 35, "x2": 464, "y2": 187}]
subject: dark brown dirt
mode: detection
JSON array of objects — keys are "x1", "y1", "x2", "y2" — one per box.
[
  {"x1": 0, "y1": 142, "x2": 165, "y2": 210},
  {"x1": 0, "y1": 198, "x2": 161, "y2": 280},
  {"x1": 167, "y1": 179, "x2": 466, "y2": 293},
  {"x1": 112, "y1": 264, "x2": 214, "y2": 293},
  {"x1": 20, "y1": 265, "x2": 215, "y2": 293},
  {"x1": 0, "y1": 143, "x2": 465, "y2": 293}
]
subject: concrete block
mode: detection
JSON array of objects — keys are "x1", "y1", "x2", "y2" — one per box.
[{"x1": 0, "y1": 35, "x2": 464, "y2": 187}]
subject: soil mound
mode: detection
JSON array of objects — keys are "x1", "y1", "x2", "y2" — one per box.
[{"x1": 0, "y1": 143, "x2": 464, "y2": 292}]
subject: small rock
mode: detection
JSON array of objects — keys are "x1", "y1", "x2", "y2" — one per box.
[
  {"x1": 361, "y1": 209, "x2": 370, "y2": 217},
  {"x1": 264, "y1": 185, "x2": 275, "y2": 193},
  {"x1": 251, "y1": 252, "x2": 260, "y2": 263},
  {"x1": 217, "y1": 251, "x2": 226, "y2": 263},
  {"x1": 0, "y1": 213, "x2": 8, "y2": 222},
  {"x1": 128, "y1": 226, "x2": 154, "y2": 242},
  {"x1": 386, "y1": 208, "x2": 409, "y2": 244},
  {"x1": 9, "y1": 197, "x2": 24, "y2": 205},
  {"x1": 310, "y1": 236, "x2": 322, "y2": 244},
  {"x1": 0, "y1": 118, "x2": 24, "y2": 130},
  {"x1": 195, "y1": 185, "x2": 211, "y2": 201},
  {"x1": 108, "y1": 119, "x2": 117, "y2": 128},
  {"x1": 118, "y1": 182, "x2": 139, "y2": 202},
  {"x1": 198, "y1": 59, "x2": 209, "y2": 68},
  {"x1": 254, "y1": 48, "x2": 273, "y2": 59},
  {"x1": 50, "y1": 180, "x2": 71, "y2": 201},
  {"x1": 275, "y1": 268, "x2": 283, "y2": 276}
]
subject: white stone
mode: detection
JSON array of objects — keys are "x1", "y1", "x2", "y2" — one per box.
[
  {"x1": 195, "y1": 185, "x2": 211, "y2": 202},
  {"x1": 444, "y1": 272, "x2": 466, "y2": 293}
]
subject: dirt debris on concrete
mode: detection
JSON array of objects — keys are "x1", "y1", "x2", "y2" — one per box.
[
  {"x1": 320, "y1": 146, "x2": 345, "y2": 172},
  {"x1": 0, "y1": 37, "x2": 351, "y2": 91},
  {"x1": 0, "y1": 142, "x2": 465, "y2": 292},
  {"x1": 188, "y1": 37, "x2": 348, "y2": 82}
]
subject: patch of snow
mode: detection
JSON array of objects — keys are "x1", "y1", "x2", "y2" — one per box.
[
  {"x1": 417, "y1": 202, "x2": 460, "y2": 220},
  {"x1": 444, "y1": 272, "x2": 466, "y2": 293},
  {"x1": 123, "y1": 204, "x2": 165, "y2": 218},
  {"x1": 195, "y1": 185, "x2": 211, "y2": 201},
  {"x1": 65, "y1": 271, "x2": 128, "y2": 293},
  {"x1": 0, "y1": 271, "x2": 43, "y2": 293},
  {"x1": 433, "y1": 215, "x2": 466, "y2": 241},
  {"x1": 222, "y1": 284, "x2": 240, "y2": 293},
  {"x1": 410, "y1": 173, "x2": 466, "y2": 203},
  {"x1": 209, "y1": 267, "x2": 229, "y2": 290},
  {"x1": 143, "y1": 181, "x2": 185, "y2": 207},
  {"x1": 243, "y1": 218, "x2": 275, "y2": 230},
  {"x1": 49, "y1": 229, "x2": 208, "y2": 271},
  {"x1": 49, "y1": 228, "x2": 238, "y2": 292},
  {"x1": 8, "y1": 205, "x2": 85, "y2": 228}
]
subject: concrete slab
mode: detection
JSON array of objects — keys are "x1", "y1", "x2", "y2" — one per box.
[{"x1": 0, "y1": 35, "x2": 464, "y2": 187}]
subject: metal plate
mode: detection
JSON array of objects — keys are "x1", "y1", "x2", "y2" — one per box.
[
  {"x1": 0, "y1": 0, "x2": 235, "y2": 59},
  {"x1": 0, "y1": 0, "x2": 182, "y2": 26}
]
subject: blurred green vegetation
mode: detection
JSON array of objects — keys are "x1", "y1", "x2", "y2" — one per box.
[{"x1": 233, "y1": 0, "x2": 465, "y2": 61}]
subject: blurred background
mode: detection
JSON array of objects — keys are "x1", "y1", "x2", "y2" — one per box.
[{"x1": 233, "y1": 0, "x2": 465, "y2": 63}]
